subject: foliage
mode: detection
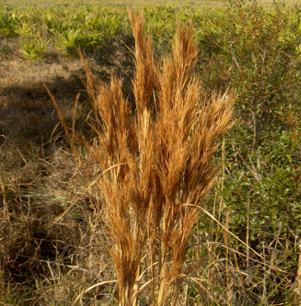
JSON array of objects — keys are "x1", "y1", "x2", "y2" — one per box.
[{"x1": 20, "y1": 35, "x2": 50, "y2": 60}]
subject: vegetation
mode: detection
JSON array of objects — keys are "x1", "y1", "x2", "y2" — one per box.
[{"x1": 1, "y1": 0, "x2": 301, "y2": 305}]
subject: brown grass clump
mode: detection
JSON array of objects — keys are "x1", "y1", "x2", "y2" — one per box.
[{"x1": 51, "y1": 9, "x2": 234, "y2": 306}]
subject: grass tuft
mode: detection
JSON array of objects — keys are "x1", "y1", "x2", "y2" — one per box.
[{"x1": 53, "y1": 8, "x2": 234, "y2": 305}]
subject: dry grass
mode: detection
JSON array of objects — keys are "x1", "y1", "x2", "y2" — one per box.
[
  {"x1": 50, "y1": 9, "x2": 234, "y2": 305},
  {"x1": 0, "y1": 23, "x2": 119, "y2": 306}
]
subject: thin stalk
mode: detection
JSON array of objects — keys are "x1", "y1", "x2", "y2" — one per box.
[{"x1": 246, "y1": 199, "x2": 250, "y2": 286}]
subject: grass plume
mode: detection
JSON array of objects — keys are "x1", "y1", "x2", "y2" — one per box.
[{"x1": 52, "y1": 8, "x2": 235, "y2": 305}]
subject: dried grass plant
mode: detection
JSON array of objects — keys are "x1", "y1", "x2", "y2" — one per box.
[{"x1": 48, "y1": 9, "x2": 235, "y2": 306}]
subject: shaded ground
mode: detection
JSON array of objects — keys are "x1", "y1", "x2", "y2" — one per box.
[{"x1": 0, "y1": 35, "x2": 136, "y2": 144}]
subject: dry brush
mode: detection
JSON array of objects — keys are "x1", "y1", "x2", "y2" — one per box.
[{"x1": 50, "y1": 9, "x2": 235, "y2": 306}]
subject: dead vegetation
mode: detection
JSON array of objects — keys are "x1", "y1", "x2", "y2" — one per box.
[{"x1": 45, "y1": 9, "x2": 234, "y2": 305}]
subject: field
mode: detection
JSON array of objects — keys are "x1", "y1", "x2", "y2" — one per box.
[
  {"x1": 1, "y1": 0, "x2": 300, "y2": 8},
  {"x1": 1, "y1": 0, "x2": 301, "y2": 305}
]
